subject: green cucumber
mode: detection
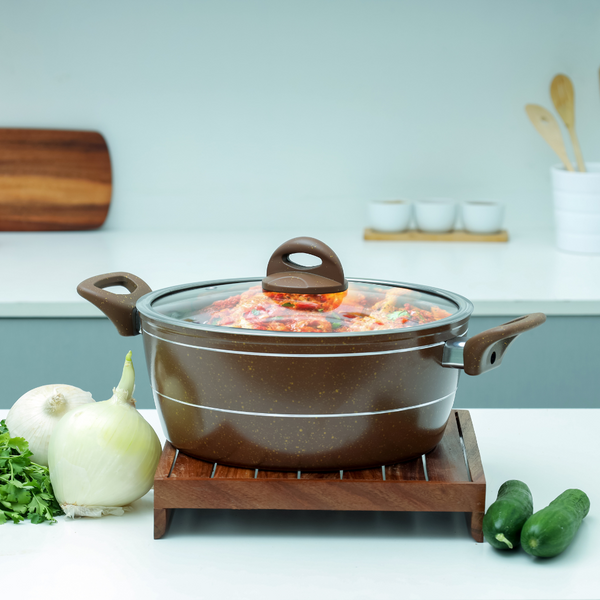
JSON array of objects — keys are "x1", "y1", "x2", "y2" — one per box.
[
  {"x1": 482, "y1": 480, "x2": 533, "y2": 550},
  {"x1": 520, "y1": 489, "x2": 590, "y2": 558}
]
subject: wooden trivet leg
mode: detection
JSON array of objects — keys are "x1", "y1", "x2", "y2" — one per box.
[
  {"x1": 154, "y1": 508, "x2": 174, "y2": 540},
  {"x1": 466, "y1": 511, "x2": 484, "y2": 543}
]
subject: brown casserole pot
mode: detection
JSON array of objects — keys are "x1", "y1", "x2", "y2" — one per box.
[{"x1": 78, "y1": 236, "x2": 545, "y2": 471}]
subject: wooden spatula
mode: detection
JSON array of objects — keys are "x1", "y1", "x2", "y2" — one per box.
[
  {"x1": 0, "y1": 128, "x2": 112, "y2": 231},
  {"x1": 525, "y1": 104, "x2": 575, "y2": 172},
  {"x1": 550, "y1": 74, "x2": 585, "y2": 172}
]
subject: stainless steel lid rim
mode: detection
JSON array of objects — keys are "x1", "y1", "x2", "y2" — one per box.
[
  {"x1": 153, "y1": 388, "x2": 456, "y2": 418},
  {"x1": 142, "y1": 328, "x2": 449, "y2": 357}
]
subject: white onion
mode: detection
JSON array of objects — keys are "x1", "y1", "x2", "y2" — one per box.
[
  {"x1": 48, "y1": 352, "x2": 162, "y2": 517},
  {"x1": 6, "y1": 384, "x2": 95, "y2": 466}
]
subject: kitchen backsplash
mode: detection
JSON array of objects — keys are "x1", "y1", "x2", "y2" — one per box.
[{"x1": 2, "y1": 0, "x2": 600, "y2": 231}]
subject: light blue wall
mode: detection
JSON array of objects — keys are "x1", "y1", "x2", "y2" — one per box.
[{"x1": 2, "y1": 1, "x2": 600, "y2": 231}]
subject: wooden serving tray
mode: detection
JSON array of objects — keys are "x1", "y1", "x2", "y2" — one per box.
[
  {"x1": 154, "y1": 409, "x2": 486, "y2": 541},
  {"x1": 364, "y1": 228, "x2": 509, "y2": 242}
]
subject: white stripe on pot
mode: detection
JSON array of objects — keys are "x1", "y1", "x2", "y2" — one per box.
[
  {"x1": 142, "y1": 329, "x2": 445, "y2": 358},
  {"x1": 151, "y1": 388, "x2": 456, "y2": 418}
]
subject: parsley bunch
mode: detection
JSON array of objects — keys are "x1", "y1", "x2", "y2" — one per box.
[{"x1": 0, "y1": 419, "x2": 62, "y2": 524}]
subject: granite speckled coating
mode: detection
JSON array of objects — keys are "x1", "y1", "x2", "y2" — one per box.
[
  {"x1": 78, "y1": 265, "x2": 544, "y2": 471},
  {"x1": 137, "y1": 280, "x2": 471, "y2": 471},
  {"x1": 79, "y1": 233, "x2": 544, "y2": 471}
]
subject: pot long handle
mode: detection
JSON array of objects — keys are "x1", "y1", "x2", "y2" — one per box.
[
  {"x1": 460, "y1": 313, "x2": 546, "y2": 375},
  {"x1": 77, "y1": 272, "x2": 152, "y2": 336}
]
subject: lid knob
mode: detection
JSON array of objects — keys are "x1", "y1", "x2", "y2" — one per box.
[{"x1": 262, "y1": 237, "x2": 348, "y2": 294}]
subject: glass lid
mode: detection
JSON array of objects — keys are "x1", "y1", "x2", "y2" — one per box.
[
  {"x1": 151, "y1": 279, "x2": 459, "y2": 333},
  {"x1": 149, "y1": 236, "x2": 461, "y2": 333}
]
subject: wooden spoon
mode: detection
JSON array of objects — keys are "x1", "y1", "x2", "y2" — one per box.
[
  {"x1": 550, "y1": 74, "x2": 585, "y2": 172},
  {"x1": 525, "y1": 104, "x2": 575, "y2": 172}
]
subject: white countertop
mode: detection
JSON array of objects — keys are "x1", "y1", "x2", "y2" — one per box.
[
  {"x1": 1, "y1": 227, "x2": 600, "y2": 318},
  {"x1": 1, "y1": 408, "x2": 597, "y2": 600}
]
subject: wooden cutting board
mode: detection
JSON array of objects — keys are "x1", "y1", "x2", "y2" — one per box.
[{"x1": 0, "y1": 128, "x2": 112, "y2": 231}]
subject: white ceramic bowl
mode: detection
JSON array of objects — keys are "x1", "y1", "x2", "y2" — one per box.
[
  {"x1": 462, "y1": 201, "x2": 504, "y2": 234},
  {"x1": 415, "y1": 198, "x2": 457, "y2": 233},
  {"x1": 367, "y1": 200, "x2": 412, "y2": 232}
]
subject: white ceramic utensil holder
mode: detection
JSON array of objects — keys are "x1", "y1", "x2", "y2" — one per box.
[
  {"x1": 368, "y1": 200, "x2": 412, "y2": 232},
  {"x1": 552, "y1": 163, "x2": 600, "y2": 254}
]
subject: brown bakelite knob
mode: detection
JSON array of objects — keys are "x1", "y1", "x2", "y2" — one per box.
[{"x1": 262, "y1": 237, "x2": 348, "y2": 294}]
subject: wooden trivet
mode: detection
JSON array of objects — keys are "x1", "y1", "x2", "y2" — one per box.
[
  {"x1": 154, "y1": 409, "x2": 486, "y2": 541},
  {"x1": 364, "y1": 228, "x2": 509, "y2": 242}
]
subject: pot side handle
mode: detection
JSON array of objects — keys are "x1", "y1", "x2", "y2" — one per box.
[
  {"x1": 77, "y1": 272, "x2": 152, "y2": 337},
  {"x1": 463, "y1": 312, "x2": 546, "y2": 376}
]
